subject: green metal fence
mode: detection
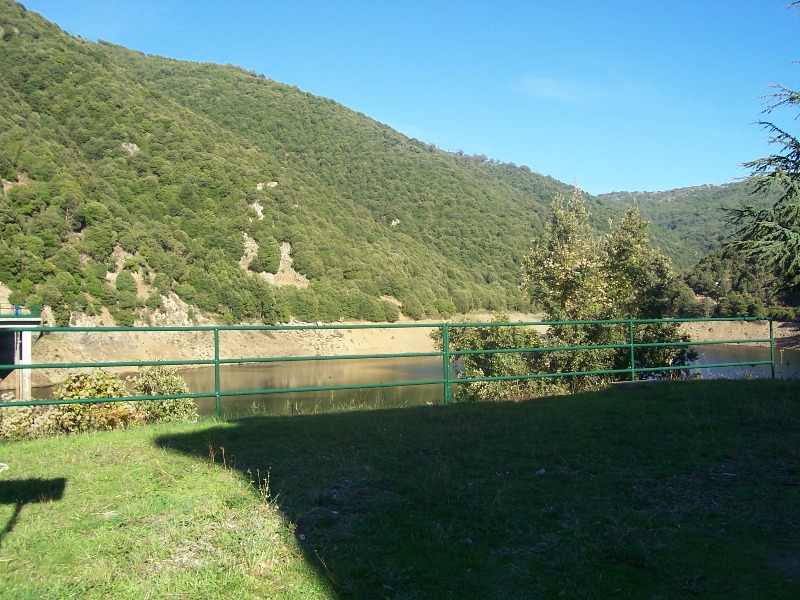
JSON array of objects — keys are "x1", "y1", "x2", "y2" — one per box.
[{"x1": 0, "y1": 317, "x2": 776, "y2": 418}]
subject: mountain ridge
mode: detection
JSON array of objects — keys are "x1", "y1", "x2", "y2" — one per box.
[{"x1": 0, "y1": 0, "x2": 749, "y2": 325}]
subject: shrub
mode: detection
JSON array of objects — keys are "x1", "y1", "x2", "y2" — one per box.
[
  {"x1": 0, "y1": 370, "x2": 148, "y2": 439},
  {"x1": 432, "y1": 317, "x2": 565, "y2": 402},
  {"x1": 0, "y1": 366, "x2": 196, "y2": 440},
  {"x1": 110, "y1": 307, "x2": 136, "y2": 327},
  {"x1": 382, "y1": 300, "x2": 400, "y2": 323},
  {"x1": 152, "y1": 272, "x2": 172, "y2": 295},
  {"x1": 115, "y1": 269, "x2": 137, "y2": 293},
  {"x1": 769, "y1": 306, "x2": 798, "y2": 321},
  {"x1": 249, "y1": 239, "x2": 280, "y2": 273},
  {"x1": 145, "y1": 291, "x2": 163, "y2": 311},
  {"x1": 401, "y1": 296, "x2": 424, "y2": 320},
  {"x1": 717, "y1": 293, "x2": 750, "y2": 317},
  {"x1": 49, "y1": 370, "x2": 144, "y2": 433},
  {"x1": 132, "y1": 363, "x2": 197, "y2": 423},
  {"x1": 432, "y1": 317, "x2": 697, "y2": 403}
]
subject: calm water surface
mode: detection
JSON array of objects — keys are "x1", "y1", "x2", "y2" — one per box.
[
  {"x1": 181, "y1": 345, "x2": 799, "y2": 416},
  {"x1": 179, "y1": 356, "x2": 445, "y2": 417},
  {"x1": 30, "y1": 345, "x2": 799, "y2": 415},
  {"x1": 690, "y1": 344, "x2": 799, "y2": 379}
]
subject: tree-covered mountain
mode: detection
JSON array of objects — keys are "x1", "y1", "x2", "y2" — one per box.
[
  {"x1": 0, "y1": 0, "x2": 571, "y2": 325},
  {"x1": 596, "y1": 182, "x2": 777, "y2": 271},
  {"x1": 0, "y1": 1, "x2": 766, "y2": 326}
]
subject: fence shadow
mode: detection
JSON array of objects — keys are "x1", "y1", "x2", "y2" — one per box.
[
  {"x1": 155, "y1": 402, "x2": 558, "y2": 598},
  {"x1": 152, "y1": 379, "x2": 800, "y2": 598},
  {"x1": 0, "y1": 477, "x2": 67, "y2": 547}
]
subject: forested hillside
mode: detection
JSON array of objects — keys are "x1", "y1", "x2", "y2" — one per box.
[
  {"x1": 598, "y1": 184, "x2": 800, "y2": 316},
  {"x1": 0, "y1": 1, "x2": 759, "y2": 326},
  {"x1": 597, "y1": 182, "x2": 777, "y2": 270}
]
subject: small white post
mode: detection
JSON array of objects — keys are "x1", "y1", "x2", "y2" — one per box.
[
  {"x1": 13, "y1": 329, "x2": 32, "y2": 401},
  {"x1": 21, "y1": 329, "x2": 32, "y2": 401}
]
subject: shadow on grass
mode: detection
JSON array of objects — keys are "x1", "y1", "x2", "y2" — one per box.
[
  {"x1": 156, "y1": 403, "x2": 558, "y2": 598},
  {"x1": 0, "y1": 477, "x2": 67, "y2": 548},
  {"x1": 155, "y1": 381, "x2": 800, "y2": 599}
]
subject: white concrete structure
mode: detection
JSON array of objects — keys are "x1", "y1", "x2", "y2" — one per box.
[{"x1": 0, "y1": 314, "x2": 42, "y2": 401}]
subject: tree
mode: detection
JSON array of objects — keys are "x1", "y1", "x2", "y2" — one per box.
[
  {"x1": 485, "y1": 191, "x2": 694, "y2": 394},
  {"x1": 731, "y1": 6, "x2": 800, "y2": 291},
  {"x1": 520, "y1": 188, "x2": 607, "y2": 321},
  {"x1": 521, "y1": 189, "x2": 683, "y2": 322},
  {"x1": 438, "y1": 190, "x2": 696, "y2": 401},
  {"x1": 731, "y1": 83, "x2": 800, "y2": 290},
  {"x1": 604, "y1": 207, "x2": 675, "y2": 318}
]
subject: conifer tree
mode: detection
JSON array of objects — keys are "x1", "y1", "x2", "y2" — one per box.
[{"x1": 731, "y1": 3, "x2": 800, "y2": 291}]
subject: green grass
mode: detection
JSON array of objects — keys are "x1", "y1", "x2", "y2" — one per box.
[{"x1": 1, "y1": 380, "x2": 799, "y2": 599}]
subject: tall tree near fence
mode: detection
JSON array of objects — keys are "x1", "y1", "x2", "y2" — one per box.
[
  {"x1": 439, "y1": 188, "x2": 694, "y2": 402},
  {"x1": 521, "y1": 188, "x2": 692, "y2": 386},
  {"x1": 730, "y1": 3, "x2": 800, "y2": 292}
]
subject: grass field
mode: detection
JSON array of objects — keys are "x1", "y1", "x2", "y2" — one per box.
[{"x1": 1, "y1": 380, "x2": 798, "y2": 599}]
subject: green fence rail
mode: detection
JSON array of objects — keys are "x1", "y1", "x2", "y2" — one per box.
[{"x1": 0, "y1": 317, "x2": 776, "y2": 418}]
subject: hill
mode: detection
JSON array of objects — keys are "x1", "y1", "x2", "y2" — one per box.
[
  {"x1": 0, "y1": 0, "x2": 574, "y2": 325},
  {"x1": 0, "y1": 0, "x2": 746, "y2": 325},
  {"x1": 596, "y1": 182, "x2": 777, "y2": 270}
]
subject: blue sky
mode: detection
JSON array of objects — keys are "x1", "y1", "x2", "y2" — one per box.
[{"x1": 20, "y1": 0, "x2": 799, "y2": 195}]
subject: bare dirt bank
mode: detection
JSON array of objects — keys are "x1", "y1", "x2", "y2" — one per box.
[
  {"x1": 4, "y1": 314, "x2": 445, "y2": 390},
  {"x1": 3, "y1": 314, "x2": 798, "y2": 391},
  {"x1": 679, "y1": 320, "x2": 799, "y2": 350}
]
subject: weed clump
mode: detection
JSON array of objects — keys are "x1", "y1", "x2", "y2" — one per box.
[
  {"x1": 0, "y1": 365, "x2": 196, "y2": 440},
  {"x1": 132, "y1": 363, "x2": 197, "y2": 423}
]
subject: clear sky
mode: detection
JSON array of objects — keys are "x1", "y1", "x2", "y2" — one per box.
[{"x1": 19, "y1": 0, "x2": 800, "y2": 195}]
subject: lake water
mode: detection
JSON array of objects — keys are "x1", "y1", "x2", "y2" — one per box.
[
  {"x1": 690, "y1": 344, "x2": 799, "y2": 380},
  {"x1": 28, "y1": 344, "x2": 798, "y2": 416},
  {"x1": 180, "y1": 344, "x2": 799, "y2": 417},
  {"x1": 180, "y1": 356, "x2": 445, "y2": 417}
]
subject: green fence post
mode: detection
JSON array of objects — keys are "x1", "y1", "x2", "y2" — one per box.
[
  {"x1": 442, "y1": 323, "x2": 451, "y2": 404},
  {"x1": 769, "y1": 317, "x2": 775, "y2": 380},
  {"x1": 629, "y1": 319, "x2": 636, "y2": 381},
  {"x1": 214, "y1": 327, "x2": 221, "y2": 418}
]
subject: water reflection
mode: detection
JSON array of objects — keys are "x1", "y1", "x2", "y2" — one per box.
[
  {"x1": 691, "y1": 344, "x2": 799, "y2": 379},
  {"x1": 182, "y1": 345, "x2": 799, "y2": 416},
  {"x1": 29, "y1": 345, "x2": 798, "y2": 414},
  {"x1": 180, "y1": 357, "x2": 445, "y2": 417}
]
